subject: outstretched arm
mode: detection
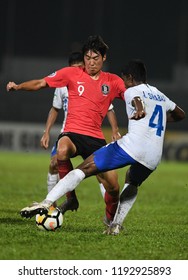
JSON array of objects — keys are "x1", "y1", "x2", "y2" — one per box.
[
  {"x1": 6, "y1": 79, "x2": 48, "y2": 91},
  {"x1": 167, "y1": 105, "x2": 185, "y2": 122}
]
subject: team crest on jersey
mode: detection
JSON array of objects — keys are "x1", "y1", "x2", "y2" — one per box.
[
  {"x1": 101, "y1": 84, "x2": 110, "y2": 95},
  {"x1": 48, "y1": 71, "x2": 57, "y2": 77}
]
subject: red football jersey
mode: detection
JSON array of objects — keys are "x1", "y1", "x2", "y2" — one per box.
[{"x1": 44, "y1": 67, "x2": 125, "y2": 139}]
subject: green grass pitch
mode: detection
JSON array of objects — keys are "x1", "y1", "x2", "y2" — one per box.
[{"x1": 0, "y1": 151, "x2": 187, "y2": 260}]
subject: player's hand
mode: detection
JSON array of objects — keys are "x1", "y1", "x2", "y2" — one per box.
[
  {"x1": 40, "y1": 133, "x2": 50, "y2": 149},
  {"x1": 111, "y1": 131, "x2": 121, "y2": 141},
  {"x1": 130, "y1": 96, "x2": 146, "y2": 120},
  {"x1": 6, "y1": 81, "x2": 18, "y2": 91},
  {"x1": 130, "y1": 110, "x2": 146, "y2": 120}
]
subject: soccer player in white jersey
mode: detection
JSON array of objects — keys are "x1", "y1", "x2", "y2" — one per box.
[{"x1": 20, "y1": 59, "x2": 185, "y2": 235}]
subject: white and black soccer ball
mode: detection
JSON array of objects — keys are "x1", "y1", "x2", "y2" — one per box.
[{"x1": 36, "y1": 207, "x2": 63, "y2": 231}]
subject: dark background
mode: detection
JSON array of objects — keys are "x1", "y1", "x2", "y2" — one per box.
[{"x1": 0, "y1": 0, "x2": 187, "y2": 130}]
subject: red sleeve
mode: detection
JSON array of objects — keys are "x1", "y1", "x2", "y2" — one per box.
[{"x1": 44, "y1": 67, "x2": 73, "y2": 88}]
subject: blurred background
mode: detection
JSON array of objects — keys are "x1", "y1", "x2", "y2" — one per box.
[{"x1": 0, "y1": 0, "x2": 187, "y2": 160}]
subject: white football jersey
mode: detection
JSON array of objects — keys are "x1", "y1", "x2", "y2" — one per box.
[
  {"x1": 117, "y1": 84, "x2": 176, "y2": 170},
  {"x1": 52, "y1": 87, "x2": 68, "y2": 132}
]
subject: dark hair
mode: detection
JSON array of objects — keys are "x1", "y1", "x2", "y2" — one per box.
[
  {"x1": 121, "y1": 59, "x2": 147, "y2": 83},
  {"x1": 82, "y1": 35, "x2": 109, "y2": 57},
  {"x1": 68, "y1": 51, "x2": 83, "y2": 66}
]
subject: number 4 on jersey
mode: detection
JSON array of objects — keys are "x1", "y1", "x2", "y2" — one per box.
[{"x1": 149, "y1": 105, "x2": 164, "y2": 136}]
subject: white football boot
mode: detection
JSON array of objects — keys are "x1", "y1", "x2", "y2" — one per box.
[
  {"x1": 109, "y1": 223, "x2": 122, "y2": 235},
  {"x1": 104, "y1": 223, "x2": 123, "y2": 235},
  {"x1": 20, "y1": 200, "x2": 52, "y2": 218}
]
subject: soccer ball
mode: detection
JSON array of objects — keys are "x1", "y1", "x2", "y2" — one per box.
[{"x1": 36, "y1": 207, "x2": 63, "y2": 231}]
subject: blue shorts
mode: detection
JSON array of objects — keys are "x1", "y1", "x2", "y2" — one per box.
[
  {"x1": 93, "y1": 141, "x2": 136, "y2": 172},
  {"x1": 51, "y1": 144, "x2": 57, "y2": 157}
]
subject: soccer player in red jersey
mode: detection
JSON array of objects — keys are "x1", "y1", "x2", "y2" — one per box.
[
  {"x1": 41, "y1": 52, "x2": 121, "y2": 211},
  {"x1": 7, "y1": 35, "x2": 126, "y2": 227}
]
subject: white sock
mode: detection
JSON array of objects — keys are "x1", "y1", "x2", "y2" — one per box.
[
  {"x1": 113, "y1": 183, "x2": 137, "y2": 226},
  {"x1": 99, "y1": 183, "x2": 106, "y2": 199},
  {"x1": 45, "y1": 169, "x2": 85, "y2": 203},
  {"x1": 47, "y1": 173, "x2": 59, "y2": 193}
]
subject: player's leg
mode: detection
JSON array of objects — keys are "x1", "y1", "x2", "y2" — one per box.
[
  {"x1": 47, "y1": 153, "x2": 58, "y2": 208},
  {"x1": 19, "y1": 148, "x2": 118, "y2": 219},
  {"x1": 76, "y1": 137, "x2": 120, "y2": 226},
  {"x1": 47, "y1": 154, "x2": 59, "y2": 193},
  {"x1": 98, "y1": 182, "x2": 106, "y2": 198},
  {"x1": 106, "y1": 168, "x2": 138, "y2": 235},
  {"x1": 47, "y1": 145, "x2": 59, "y2": 193},
  {"x1": 20, "y1": 167, "x2": 85, "y2": 218},
  {"x1": 108, "y1": 163, "x2": 153, "y2": 235},
  {"x1": 92, "y1": 141, "x2": 137, "y2": 227},
  {"x1": 96, "y1": 170, "x2": 120, "y2": 226},
  {"x1": 56, "y1": 135, "x2": 79, "y2": 213},
  {"x1": 20, "y1": 142, "x2": 130, "y2": 219}
]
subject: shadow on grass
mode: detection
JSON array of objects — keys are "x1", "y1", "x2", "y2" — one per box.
[
  {"x1": 0, "y1": 217, "x2": 27, "y2": 225},
  {"x1": 0, "y1": 209, "x2": 21, "y2": 214}
]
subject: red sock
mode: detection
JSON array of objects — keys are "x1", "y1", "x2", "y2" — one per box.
[
  {"x1": 57, "y1": 159, "x2": 73, "y2": 179},
  {"x1": 104, "y1": 191, "x2": 119, "y2": 221},
  {"x1": 57, "y1": 159, "x2": 76, "y2": 199}
]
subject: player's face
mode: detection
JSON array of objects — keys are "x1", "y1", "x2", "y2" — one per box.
[{"x1": 84, "y1": 50, "x2": 106, "y2": 77}]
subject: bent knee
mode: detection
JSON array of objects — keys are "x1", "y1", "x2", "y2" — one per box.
[
  {"x1": 57, "y1": 137, "x2": 76, "y2": 160},
  {"x1": 57, "y1": 146, "x2": 69, "y2": 159}
]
